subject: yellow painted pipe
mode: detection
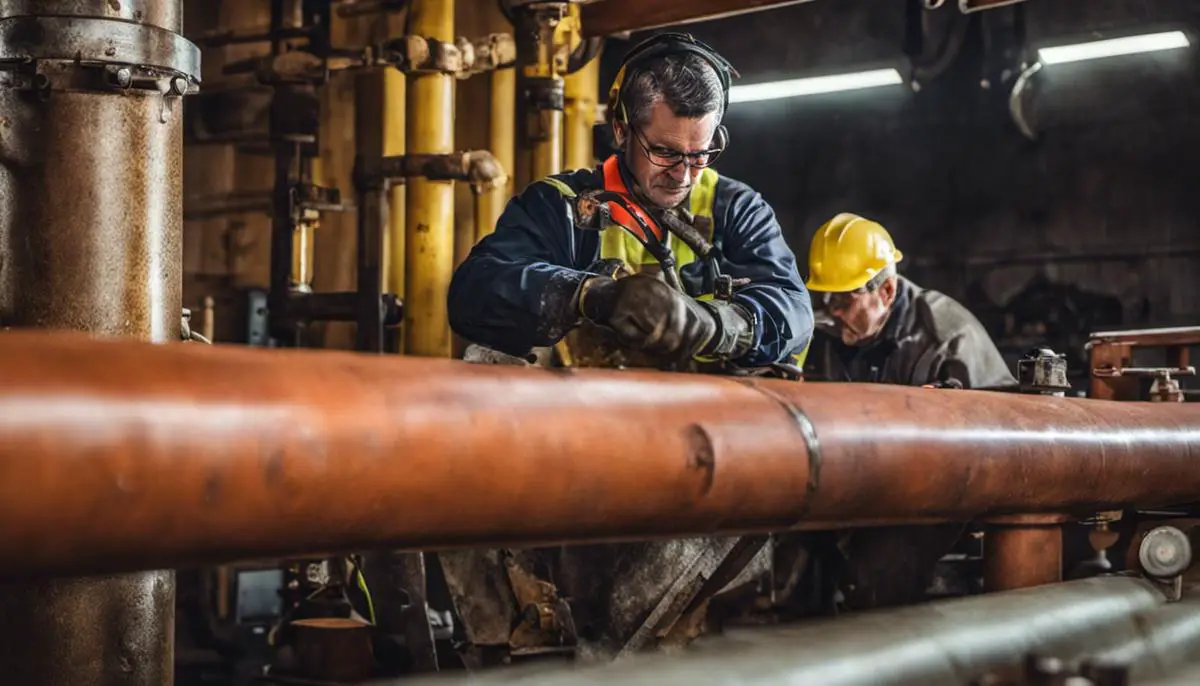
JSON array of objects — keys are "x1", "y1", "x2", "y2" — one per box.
[
  {"x1": 290, "y1": 221, "x2": 315, "y2": 291},
  {"x1": 563, "y1": 51, "x2": 600, "y2": 171},
  {"x1": 477, "y1": 66, "x2": 515, "y2": 243},
  {"x1": 532, "y1": 106, "x2": 563, "y2": 179},
  {"x1": 405, "y1": 0, "x2": 455, "y2": 358}
]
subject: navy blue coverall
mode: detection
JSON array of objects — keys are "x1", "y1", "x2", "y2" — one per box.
[{"x1": 447, "y1": 155, "x2": 813, "y2": 368}]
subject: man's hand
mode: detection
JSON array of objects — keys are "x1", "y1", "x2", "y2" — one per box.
[{"x1": 579, "y1": 274, "x2": 717, "y2": 359}]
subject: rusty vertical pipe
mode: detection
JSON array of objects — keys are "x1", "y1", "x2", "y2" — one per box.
[
  {"x1": 355, "y1": 68, "x2": 386, "y2": 353},
  {"x1": 984, "y1": 521, "x2": 1064, "y2": 592},
  {"x1": 0, "y1": 1, "x2": 198, "y2": 683},
  {"x1": 404, "y1": 0, "x2": 455, "y2": 358}
]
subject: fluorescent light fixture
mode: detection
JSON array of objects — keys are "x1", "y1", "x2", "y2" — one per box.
[
  {"x1": 728, "y1": 68, "x2": 904, "y2": 104},
  {"x1": 1038, "y1": 30, "x2": 1190, "y2": 65}
]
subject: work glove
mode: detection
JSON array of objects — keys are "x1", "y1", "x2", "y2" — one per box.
[{"x1": 578, "y1": 273, "x2": 754, "y2": 361}]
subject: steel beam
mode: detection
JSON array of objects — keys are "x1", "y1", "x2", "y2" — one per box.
[{"x1": 581, "y1": 0, "x2": 813, "y2": 37}]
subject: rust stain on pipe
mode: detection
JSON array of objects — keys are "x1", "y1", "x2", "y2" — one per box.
[
  {"x1": 0, "y1": 84, "x2": 183, "y2": 341},
  {"x1": 0, "y1": 332, "x2": 1199, "y2": 580}
]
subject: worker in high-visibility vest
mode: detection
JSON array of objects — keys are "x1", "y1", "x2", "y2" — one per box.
[
  {"x1": 802, "y1": 212, "x2": 1014, "y2": 389},
  {"x1": 442, "y1": 31, "x2": 813, "y2": 657},
  {"x1": 449, "y1": 32, "x2": 812, "y2": 373}
]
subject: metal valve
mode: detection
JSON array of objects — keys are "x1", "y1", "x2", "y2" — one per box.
[{"x1": 1139, "y1": 526, "x2": 1193, "y2": 579}]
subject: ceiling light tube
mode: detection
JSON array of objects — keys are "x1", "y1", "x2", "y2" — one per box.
[
  {"x1": 728, "y1": 68, "x2": 904, "y2": 104},
  {"x1": 1038, "y1": 30, "x2": 1191, "y2": 65}
]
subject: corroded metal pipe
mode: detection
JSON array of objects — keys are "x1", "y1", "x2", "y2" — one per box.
[
  {"x1": 0, "y1": 1, "x2": 199, "y2": 683},
  {"x1": 2, "y1": 332, "x2": 1200, "y2": 580}
]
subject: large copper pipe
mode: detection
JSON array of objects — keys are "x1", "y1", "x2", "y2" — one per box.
[{"x1": 2, "y1": 331, "x2": 1200, "y2": 580}]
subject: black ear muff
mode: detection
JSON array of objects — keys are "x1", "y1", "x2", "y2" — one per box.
[{"x1": 713, "y1": 125, "x2": 729, "y2": 151}]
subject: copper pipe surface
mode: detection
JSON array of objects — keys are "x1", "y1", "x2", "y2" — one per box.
[
  {"x1": 3, "y1": 332, "x2": 1200, "y2": 580},
  {"x1": 984, "y1": 525, "x2": 1064, "y2": 592}
]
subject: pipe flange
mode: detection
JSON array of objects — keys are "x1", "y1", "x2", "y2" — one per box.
[
  {"x1": 1139, "y1": 526, "x2": 1193, "y2": 579},
  {"x1": 524, "y1": 76, "x2": 564, "y2": 111},
  {"x1": 0, "y1": 15, "x2": 201, "y2": 82}
]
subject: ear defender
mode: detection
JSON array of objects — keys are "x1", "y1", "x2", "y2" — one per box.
[{"x1": 607, "y1": 32, "x2": 739, "y2": 127}]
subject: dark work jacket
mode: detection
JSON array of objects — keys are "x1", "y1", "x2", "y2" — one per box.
[
  {"x1": 448, "y1": 156, "x2": 814, "y2": 367},
  {"x1": 804, "y1": 276, "x2": 1015, "y2": 388}
]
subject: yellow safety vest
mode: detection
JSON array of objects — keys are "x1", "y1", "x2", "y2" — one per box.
[
  {"x1": 542, "y1": 156, "x2": 809, "y2": 369},
  {"x1": 541, "y1": 156, "x2": 719, "y2": 284}
]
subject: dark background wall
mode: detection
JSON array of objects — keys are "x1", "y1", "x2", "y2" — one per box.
[{"x1": 602, "y1": 0, "x2": 1200, "y2": 368}]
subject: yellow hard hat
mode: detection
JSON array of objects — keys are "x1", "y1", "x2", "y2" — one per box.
[{"x1": 805, "y1": 213, "x2": 904, "y2": 293}]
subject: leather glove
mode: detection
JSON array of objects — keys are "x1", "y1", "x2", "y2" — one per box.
[{"x1": 578, "y1": 274, "x2": 755, "y2": 361}]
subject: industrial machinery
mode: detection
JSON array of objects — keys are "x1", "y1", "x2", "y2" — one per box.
[{"x1": 2, "y1": 0, "x2": 1199, "y2": 685}]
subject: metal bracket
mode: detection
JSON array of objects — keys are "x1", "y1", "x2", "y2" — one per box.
[{"x1": 1093, "y1": 365, "x2": 1196, "y2": 378}]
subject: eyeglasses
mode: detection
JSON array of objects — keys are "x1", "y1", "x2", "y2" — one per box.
[
  {"x1": 816, "y1": 289, "x2": 867, "y2": 312},
  {"x1": 631, "y1": 126, "x2": 725, "y2": 170}
]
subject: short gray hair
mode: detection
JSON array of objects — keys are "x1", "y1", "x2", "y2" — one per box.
[
  {"x1": 864, "y1": 264, "x2": 897, "y2": 292},
  {"x1": 618, "y1": 53, "x2": 725, "y2": 129}
]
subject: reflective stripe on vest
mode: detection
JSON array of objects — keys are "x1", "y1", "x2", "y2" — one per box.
[
  {"x1": 541, "y1": 159, "x2": 810, "y2": 370},
  {"x1": 541, "y1": 156, "x2": 719, "y2": 277}
]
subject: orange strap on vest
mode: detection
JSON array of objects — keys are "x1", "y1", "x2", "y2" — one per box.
[{"x1": 601, "y1": 156, "x2": 665, "y2": 244}]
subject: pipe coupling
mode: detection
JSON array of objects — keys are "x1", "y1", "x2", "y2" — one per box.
[
  {"x1": 524, "y1": 75, "x2": 565, "y2": 111},
  {"x1": 0, "y1": 14, "x2": 201, "y2": 93}
]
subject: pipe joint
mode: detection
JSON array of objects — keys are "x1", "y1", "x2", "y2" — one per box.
[
  {"x1": 379, "y1": 151, "x2": 509, "y2": 194},
  {"x1": 525, "y1": 75, "x2": 565, "y2": 112},
  {"x1": 380, "y1": 33, "x2": 516, "y2": 77},
  {"x1": 393, "y1": 35, "x2": 463, "y2": 74},
  {"x1": 456, "y1": 33, "x2": 518, "y2": 78}
]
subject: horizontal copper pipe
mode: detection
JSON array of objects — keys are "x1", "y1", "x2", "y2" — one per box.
[{"x1": 1, "y1": 331, "x2": 1199, "y2": 580}]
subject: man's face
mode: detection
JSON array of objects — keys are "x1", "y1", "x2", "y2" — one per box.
[
  {"x1": 615, "y1": 100, "x2": 719, "y2": 209},
  {"x1": 818, "y1": 278, "x2": 897, "y2": 346}
]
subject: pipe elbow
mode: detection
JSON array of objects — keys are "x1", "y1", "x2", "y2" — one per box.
[{"x1": 463, "y1": 150, "x2": 508, "y2": 193}]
